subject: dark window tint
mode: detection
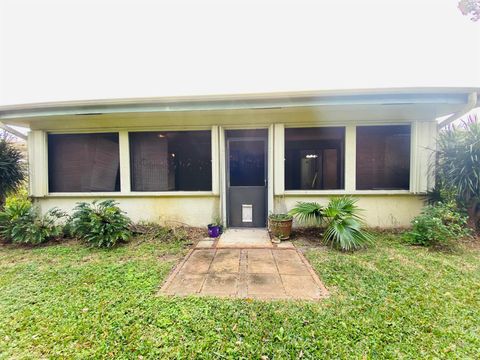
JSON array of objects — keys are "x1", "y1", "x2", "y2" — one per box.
[
  {"x1": 48, "y1": 133, "x2": 120, "y2": 192},
  {"x1": 356, "y1": 125, "x2": 410, "y2": 190},
  {"x1": 130, "y1": 131, "x2": 212, "y2": 191},
  {"x1": 229, "y1": 139, "x2": 265, "y2": 186},
  {"x1": 285, "y1": 127, "x2": 345, "y2": 190}
]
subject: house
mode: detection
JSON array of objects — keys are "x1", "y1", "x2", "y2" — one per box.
[{"x1": 0, "y1": 88, "x2": 478, "y2": 228}]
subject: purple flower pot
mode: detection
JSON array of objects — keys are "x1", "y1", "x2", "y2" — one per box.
[{"x1": 208, "y1": 224, "x2": 221, "y2": 238}]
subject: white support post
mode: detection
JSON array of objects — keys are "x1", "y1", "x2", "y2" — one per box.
[
  {"x1": 218, "y1": 127, "x2": 227, "y2": 226},
  {"x1": 118, "y1": 131, "x2": 131, "y2": 193},
  {"x1": 273, "y1": 123, "x2": 285, "y2": 195},
  {"x1": 344, "y1": 125, "x2": 356, "y2": 192},
  {"x1": 211, "y1": 126, "x2": 220, "y2": 195},
  {"x1": 411, "y1": 121, "x2": 436, "y2": 193},
  {"x1": 28, "y1": 130, "x2": 48, "y2": 197},
  {"x1": 268, "y1": 124, "x2": 274, "y2": 214}
]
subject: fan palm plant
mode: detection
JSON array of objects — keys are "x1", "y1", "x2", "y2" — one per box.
[
  {"x1": 0, "y1": 133, "x2": 26, "y2": 208},
  {"x1": 436, "y1": 116, "x2": 480, "y2": 229},
  {"x1": 289, "y1": 197, "x2": 373, "y2": 251},
  {"x1": 322, "y1": 197, "x2": 374, "y2": 251}
]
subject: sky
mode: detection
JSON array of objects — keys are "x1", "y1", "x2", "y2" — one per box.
[{"x1": 0, "y1": 0, "x2": 479, "y2": 106}]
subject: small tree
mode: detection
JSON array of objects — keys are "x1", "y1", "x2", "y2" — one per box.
[
  {"x1": 0, "y1": 132, "x2": 26, "y2": 208},
  {"x1": 436, "y1": 116, "x2": 480, "y2": 229},
  {"x1": 458, "y1": 0, "x2": 480, "y2": 21}
]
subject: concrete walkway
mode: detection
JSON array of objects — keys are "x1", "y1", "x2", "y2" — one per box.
[{"x1": 159, "y1": 230, "x2": 328, "y2": 300}]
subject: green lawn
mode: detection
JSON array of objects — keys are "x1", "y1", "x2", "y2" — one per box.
[{"x1": 1, "y1": 235, "x2": 479, "y2": 359}]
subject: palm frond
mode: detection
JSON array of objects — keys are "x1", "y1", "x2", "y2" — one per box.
[
  {"x1": 323, "y1": 196, "x2": 362, "y2": 220},
  {"x1": 323, "y1": 217, "x2": 374, "y2": 251},
  {"x1": 289, "y1": 201, "x2": 324, "y2": 225},
  {"x1": 322, "y1": 196, "x2": 373, "y2": 251}
]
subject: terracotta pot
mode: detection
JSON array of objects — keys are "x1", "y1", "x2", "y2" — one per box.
[{"x1": 268, "y1": 217, "x2": 293, "y2": 240}]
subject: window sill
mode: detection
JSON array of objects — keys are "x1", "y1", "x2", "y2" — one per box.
[
  {"x1": 44, "y1": 191, "x2": 217, "y2": 198},
  {"x1": 282, "y1": 190, "x2": 412, "y2": 196}
]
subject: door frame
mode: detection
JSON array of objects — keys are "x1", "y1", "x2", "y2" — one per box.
[
  {"x1": 219, "y1": 126, "x2": 274, "y2": 228},
  {"x1": 226, "y1": 135, "x2": 268, "y2": 227}
]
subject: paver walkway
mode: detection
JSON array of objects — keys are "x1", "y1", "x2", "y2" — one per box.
[{"x1": 159, "y1": 230, "x2": 328, "y2": 300}]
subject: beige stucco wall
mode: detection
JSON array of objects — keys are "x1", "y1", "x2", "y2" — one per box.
[
  {"x1": 34, "y1": 196, "x2": 219, "y2": 227},
  {"x1": 275, "y1": 194, "x2": 424, "y2": 228},
  {"x1": 33, "y1": 193, "x2": 422, "y2": 229}
]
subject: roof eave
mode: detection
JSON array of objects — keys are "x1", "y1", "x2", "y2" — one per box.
[{"x1": 1, "y1": 87, "x2": 478, "y2": 123}]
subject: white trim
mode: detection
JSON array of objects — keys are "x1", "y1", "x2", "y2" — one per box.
[
  {"x1": 438, "y1": 91, "x2": 477, "y2": 128},
  {"x1": 0, "y1": 121, "x2": 27, "y2": 140},
  {"x1": 47, "y1": 125, "x2": 213, "y2": 134},
  {"x1": 219, "y1": 126, "x2": 227, "y2": 225},
  {"x1": 283, "y1": 190, "x2": 412, "y2": 196},
  {"x1": 45, "y1": 191, "x2": 216, "y2": 198},
  {"x1": 268, "y1": 124, "x2": 274, "y2": 214},
  {"x1": 28, "y1": 130, "x2": 48, "y2": 197},
  {"x1": 118, "y1": 131, "x2": 131, "y2": 193},
  {"x1": 344, "y1": 125, "x2": 356, "y2": 192},
  {"x1": 273, "y1": 123, "x2": 285, "y2": 195},
  {"x1": 2, "y1": 87, "x2": 476, "y2": 122},
  {"x1": 211, "y1": 126, "x2": 220, "y2": 195}
]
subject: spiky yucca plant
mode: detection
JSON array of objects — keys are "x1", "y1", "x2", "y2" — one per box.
[
  {"x1": 0, "y1": 134, "x2": 26, "y2": 208},
  {"x1": 289, "y1": 197, "x2": 373, "y2": 251},
  {"x1": 436, "y1": 116, "x2": 480, "y2": 229}
]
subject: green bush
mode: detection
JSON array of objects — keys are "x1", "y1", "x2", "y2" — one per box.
[
  {"x1": 0, "y1": 201, "x2": 66, "y2": 245},
  {"x1": 289, "y1": 196, "x2": 373, "y2": 251},
  {"x1": 69, "y1": 200, "x2": 132, "y2": 247},
  {"x1": 131, "y1": 222, "x2": 189, "y2": 243},
  {"x1": 404, "y1": 202, "x2": 471, "y2": 247},
  {"x1": 268, "y1": 213, "x2": 293, "y2": 221}
]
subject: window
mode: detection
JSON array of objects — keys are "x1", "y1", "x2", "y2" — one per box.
[
  {"x1": 285, "y1": 127, "x2": 345, "y2": 190},
  {"x1": 356, "y1": 125, "x2": 410, "y2": 190},
  {"x1": 48, "y1": 133, "x2": 120, "y2": 192},
  {"x1": 129, "y1": 131, "x2": 212, "y2": 191}
]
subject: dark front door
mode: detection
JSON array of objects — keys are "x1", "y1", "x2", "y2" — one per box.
[{"x1": 227, "y1": 130, "x2": 267, "y2": 227}]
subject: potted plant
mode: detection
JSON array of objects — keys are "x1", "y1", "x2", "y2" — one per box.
[
  {"x1": 268, "y1": 213, "x2": 293, "y2": 240},
  {"x1": 207, "y1": 217, "x2": 223, "y2": 238}
]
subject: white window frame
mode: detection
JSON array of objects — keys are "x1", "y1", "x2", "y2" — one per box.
[
  {"x1": 278, "y1": 121, "x2": 419, "y2": 196},
  {"x1": 40, "y1": 127, "x2": 218, "y2": 197}
]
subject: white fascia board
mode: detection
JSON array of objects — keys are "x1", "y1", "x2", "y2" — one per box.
[{"x1": 1, "y1": 88, "x2": 478, "y2": 121}]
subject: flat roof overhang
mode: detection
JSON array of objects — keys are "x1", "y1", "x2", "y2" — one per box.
[{"x1": 0, "y1": 87, "x2": 478, "y2": 128}]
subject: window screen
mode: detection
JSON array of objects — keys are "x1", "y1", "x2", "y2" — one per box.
[
  {"x1": 229, "y1": 139, "x2": 265, "y2": 186},
  {"x1": 48, "y1": 133, "x2": 120, "y2": 192},
  {"x1": 285, "y1": 127, "x2": 345, "y2": 190},
  {"x1": 129, "y1": 131, "x2": 212, "y2": 191},
  {"x1": 356, "y1": 125, "x2": 410, "y2": 190}
]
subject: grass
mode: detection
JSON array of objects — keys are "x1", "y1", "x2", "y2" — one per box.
[{"x1": 0, "y1": 234, "x2": 479, "y2": 359}]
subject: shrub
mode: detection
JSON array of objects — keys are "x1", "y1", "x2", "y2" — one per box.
[
  {"x1": 404, "y1": 202, "x2": 471, "y2": 247},
  {"x1": 0, "y1": 201, "x2": 66, "y2": 245},
  {"x1": 289, "y1": 196, "x2": 373, "y2": 251},
  {"x1": 0, "y1": 134, "x2": 26, "y2": 208},
  {"x1": 131, "y1": 222, "x2": 189, "y2": 243},
  {"x1": 69, "y1": 200, "x2": 132, "y2": 247}
]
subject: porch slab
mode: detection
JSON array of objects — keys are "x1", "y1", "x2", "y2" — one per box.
[
  {"x1": 159, "y1": 247, "x2": 328, "y2": 301},
  {"x1": 210, "y1": 249, "x2": 241, "y2": 273},
  {"x1": 216, "y1": 228, "x2": 272, "y2": 248}
]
